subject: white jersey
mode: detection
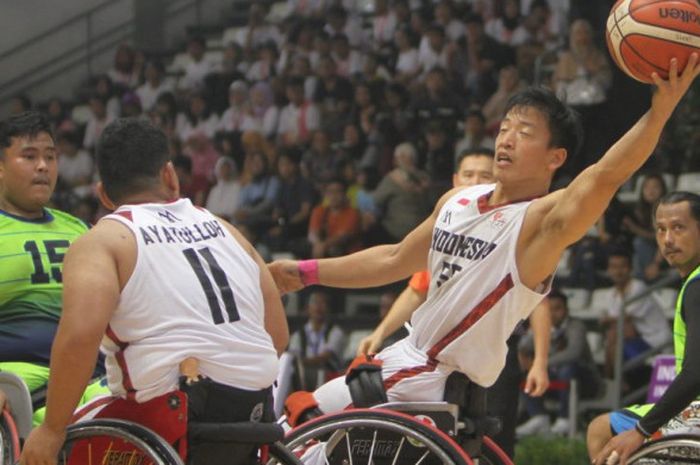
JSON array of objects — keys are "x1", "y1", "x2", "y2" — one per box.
[
  {"x1": 409, "y1": 184, "x2": 550, "y2": 387},
  {"x1": 101, "y1": 199, "x2": 278, "y2": 402}
]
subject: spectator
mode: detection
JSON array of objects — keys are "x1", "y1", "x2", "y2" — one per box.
[
  {"x1": 241, "y1": 130, "x2": 277, "y2": 185},
  {"x1": 434, "y1": 0, "x2": 466, "y2": 42},
  {"x1": 8, "y1": 94, "x2": 32, "y2": 115},
  {"x1": 248, "y1": 81, "x2": 281, "y2": 138},
  {"x1": 246, "y1": 41, "x2": 280, "y2": 82},
  {"x1": 218, "y1": 80, "x2": 254, "y2": 134},
  {"x1": 278, "y1": 77, "x2": 321, "y2": 147},
  {"x1": 372, "y1": 0, "x2": 398, "y2": 49},
  {"x1": 485, "y1": 0, "x2": 522, "y2": 46},
  {"x1": 120, "y1": 92, "x2": 143, "y2": 118},
  {"x1": 205, "y1": 156, "x2": 241, "y2": 221},
  {"x1": 335, "y1": 122, "x2": 367, "y2": 165},
  {"x1": 83, "y1": 94, "x2": 115, "y2": 152},
  {"x1": 268, "y1": 149, "x2": 316, "y2": 254},
  {"x1": 136, "y1": 60, "x2": 174, "y2": 112},
  {"x1": 330, "y1": 34, "x2": 363, "y2": 78},
  {"x1": 393, "y1": 27, "x2": 421, "y2": 85},
  {"x1": 308, "y1": 178, "x2": 362, "y2": 258},
  {"x1": 46, "y1": 98, "x2": 74, "y2": 134},
  {"x1": 324, "y1": 5, "x2": 365, "y2": 48},
  {"x1": 288, "y1": 291, "x2": 347, "y2": 390},
  {"x1": 463, "y1": 13, "x2": 512, "y2": 102},
  {"x1": 301, "y1": 129, "x2": 342, "y2": 191},
  {"x1": 234, "y1": 4, "x2": 282, "y2": 54},
  {"x1": 600, "y1": 250, "x2": 673, "y2": 380},
  {"x1": 411, "y1": 67, "x2": 463, "y2": 134},
  {"x1": 372, "y1": 142, "x2": 431, "y2": 243},
  {"x1": 179, "y1": 35, "x2": 218, "y2": 92},
  {"x1": 288, "y1": 54, "x2": 318, "y2": 100},
  {"x1": 312, "y1": 55, "x2": 354, "y2": 124},
  {"x1": 234, "y1": 151, "x2": 280, "y2": 241},
  {"x1": 552, "y1": 18, "x2": 612, "y2": 177},
  {"x1": 417, "y1": 25, "x2": 451, "y2": 77},
  {"x1": 182, "y1": 132, "x2": 220, "y2": 203},
  {"x1": 454, "y1": 109, "x2": 496, "y2": 160},
  {"x1": 517, "y1": 289, "x2": 602, "y2": 436},
  {"x1": 622, "y1": 174, "x2": 667, "y2": 280},
  {"x1": 107, "y1": 43, "x2": 141, "y2": 89},
  {"x1": 56, "y1": 130, "x2": 93, "y2": 198},
  {"x1": 93, "y1": 74, "x2": 121, "y2": 118},
  {"x1": 422, "y1": 120, "x2": 455, "y2": 200},
  {"x1": 482, "y1": 65, "x2": 527, "y2": 130},
  {"x1": 176, "y1": 92, "x2": 219, "y2": 142}
]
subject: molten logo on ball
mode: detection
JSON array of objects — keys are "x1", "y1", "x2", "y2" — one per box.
[{"x1": 659, "y1": 7, "x2": 700, "y2": 25}]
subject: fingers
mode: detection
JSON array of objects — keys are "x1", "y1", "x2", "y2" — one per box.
[{"x1": 669, "y1": 57, "x2": 678, "y2": 87}]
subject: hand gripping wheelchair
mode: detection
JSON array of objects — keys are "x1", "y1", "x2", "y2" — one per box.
[{"x1": 282, "y1": 361, "x2": 514, "y2": 465}]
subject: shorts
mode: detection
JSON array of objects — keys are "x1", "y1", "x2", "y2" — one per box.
[
  {"x1": 610, "y1": 401, "x2": 700, "y2": 436},
  {"x1": 314, "y1": 338, "x2": 454, "y2": 413}
]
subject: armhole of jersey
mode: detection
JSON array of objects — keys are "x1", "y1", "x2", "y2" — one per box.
[{"x1": 681, "y1": 276, "x2": 700, "y2": 323}]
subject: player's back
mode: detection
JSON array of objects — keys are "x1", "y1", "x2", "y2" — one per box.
[
  {"x1": 0, "y1": 208, "x2": 87, "y2": 322},
  {"x1": 101, "y1": 199, "x2": 278, "y2": 402}
]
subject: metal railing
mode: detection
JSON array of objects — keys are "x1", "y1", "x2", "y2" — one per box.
[{"x1": 0, "y1": 0, "x2": 208, "y2": 107}]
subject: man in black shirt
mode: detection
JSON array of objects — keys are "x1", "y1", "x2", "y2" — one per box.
[{"x1": 588, "y1": 191, "x2": 700, "y2": 465}]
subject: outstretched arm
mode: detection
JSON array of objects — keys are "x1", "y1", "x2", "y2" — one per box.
[
  {"x1": 520, "y1": 56, "x2": 700, "y2": 288},
  {"x1": 543, "y1": 56, "x2": 699, "y2": 249},
  {"x1": 268, "y1": 187, "x2": 462, "y2": 293}
]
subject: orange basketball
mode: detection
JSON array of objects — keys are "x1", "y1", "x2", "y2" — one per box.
[{"x1": 606, "y1": 0, "x2": 700, "y2": 83}]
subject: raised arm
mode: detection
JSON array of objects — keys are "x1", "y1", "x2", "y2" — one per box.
[
  {"x1": 521, "y1": 56, "x2": 700, "y2": 287},
  {"x1": 269, "y1": 186, "x2": 463, "y2": 293}
]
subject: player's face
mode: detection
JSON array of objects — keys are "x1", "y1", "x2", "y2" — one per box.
[
  {"x1": 494, "y1": 106, "x2": 561, "y2": 186},
  {"x1": 0, "y1": 132, "x2": 57, "y2": 218},
  {"x1": 453, "y1": 155, "x2": 494, "y2": 188},
  {"x1": 655, "y1": 201, "x2": 700, "y2": 277}
]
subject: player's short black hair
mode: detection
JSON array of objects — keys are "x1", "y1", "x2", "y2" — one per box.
[
  {"x1": 654, "y1": 191, "x2": 700, "y2": 225},
  {"x1": 0, "y1": 111, "x2": 53, "y2": 157},
  {"x1": 454, "y1": 147, "x2": 495, "y2": 173},
  {"x1": 96, "y1": 118, "x2": 170, "y2": 202},
  {"x1": 504, "y1": 87, "x2": 583, "y2": 161}
]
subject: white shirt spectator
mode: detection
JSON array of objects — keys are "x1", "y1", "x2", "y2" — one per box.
[
  {"x1": 233, "y1": 25, "x2": 283, "y2": 50},
  {"x1": 332, "y1": 50, "x2": 363, "y2": 78},
  {"x1": 179, "y1": 58, "x2": 218, "y2": 91},
  {"x1": 83, "y1": 115, "x2": 115, "y2": 151},
  {"x1": 176, "y1": 113, "x2": 220, "y2": 142},
  {"x1": 277, "y1": 102, "x2": 320, "y2": 144},
  {"x1": 603, "y1": 279, "x2": 672, "y2": 349},
  {"x1": 58, "y1": 149, "x2": 93, "y2": 188},
  {"x1": 396, "y1": 48, "x2": 420, "y2": 75},
  {"x1": 136, "y1": 79, "x2": 175, "y2": 112},
  {"x1": 373, "y1": 12, "x2": 398, "y2": 45},
  {"x1": 418, "y1": 40, "x2": 449, "y2": 74}
]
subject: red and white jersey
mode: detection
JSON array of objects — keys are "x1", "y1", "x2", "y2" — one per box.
[
  {"x1": 409, "y1": 184, "x2": 550, "y2": 387},
  {"x1": 101, "y1": 199, "x2": 278, "y2": 402}
]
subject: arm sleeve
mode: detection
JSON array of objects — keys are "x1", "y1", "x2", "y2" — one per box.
[{"x1": 639, "y1": 280, "x2": 700, "y2": 434}]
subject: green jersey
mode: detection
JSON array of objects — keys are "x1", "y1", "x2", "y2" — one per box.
[{"x1": 0, "y1": 208, "x2": 87, "y2": 322}]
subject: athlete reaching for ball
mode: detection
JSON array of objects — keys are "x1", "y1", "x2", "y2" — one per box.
[{"x1": 269, "y1": 55, "x2": 700, "y2": 416}]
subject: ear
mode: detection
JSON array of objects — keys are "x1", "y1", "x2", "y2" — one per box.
[
  {"x1": 96, "y1": 182, "x2": 117, "y2": 211},
  {"x1": 162, "y1": 161, "x2": 181, "y2": 199},
  {"x1": 548, "y1": 147, "x2": 567, "y2": 172}
]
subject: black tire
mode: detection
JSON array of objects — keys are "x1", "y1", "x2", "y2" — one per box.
[
  {"x1": 283, "y1": 408, "x2": 473, "y2": 465},
  {"x1": 266, "y1": 441, "x2": 305, "y2": 465},
  {"x1": 59, "y1": 419, "x2": 184, "y2": 465},
  {"x1": 628, "y1": 434, "x2": 700, "y2": 464}
]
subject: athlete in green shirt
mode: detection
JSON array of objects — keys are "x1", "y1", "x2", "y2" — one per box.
[{"x1": 0, "y1": 111, "x2": 107, "y2": 423}]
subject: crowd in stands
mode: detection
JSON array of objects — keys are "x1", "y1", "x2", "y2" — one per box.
[{"x1": 9, "y1": 0, "x2": 700, "y2": 436}]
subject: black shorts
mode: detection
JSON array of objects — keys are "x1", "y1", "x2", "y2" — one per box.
[{"x1": 181, "y1": 377, "x2": 275, "y2": 465}]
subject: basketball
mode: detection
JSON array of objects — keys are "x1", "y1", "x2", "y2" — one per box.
[{"x1": 605, "y1": 0, "x2": 700, "y2": 83}]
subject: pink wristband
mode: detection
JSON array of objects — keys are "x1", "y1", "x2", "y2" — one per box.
[{"x1": 298, "y1": 259, "x2": 319, "y2": 286}]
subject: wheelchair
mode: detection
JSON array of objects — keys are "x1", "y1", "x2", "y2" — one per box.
[
  {"x1": 0, "y1": 370, "x2": 303, "y2": 465},
  {"x1": 282, "y1": 372, "x2": 514, "y2": 465},
  {"x1": 626, "y1": 434, "x2": 700, "y2": 464}
]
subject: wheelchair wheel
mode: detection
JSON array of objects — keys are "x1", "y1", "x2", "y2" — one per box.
[
  {"x1": 59, "y1": 419, "x2": 184, "y2": 465},
  {"x1": 628, "y1": 434, "x2": 700, "y2": 464},
  {"x1": 283, "y1": 408, "x2": 474, "y2": 465},
  {"x1": 0, "y1": 411, "x2": 20, "y2": 464}
]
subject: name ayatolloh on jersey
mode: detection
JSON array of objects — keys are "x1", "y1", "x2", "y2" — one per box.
[{"x1": 137, "y1": 211, "x2": 225, "y2": 246}]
